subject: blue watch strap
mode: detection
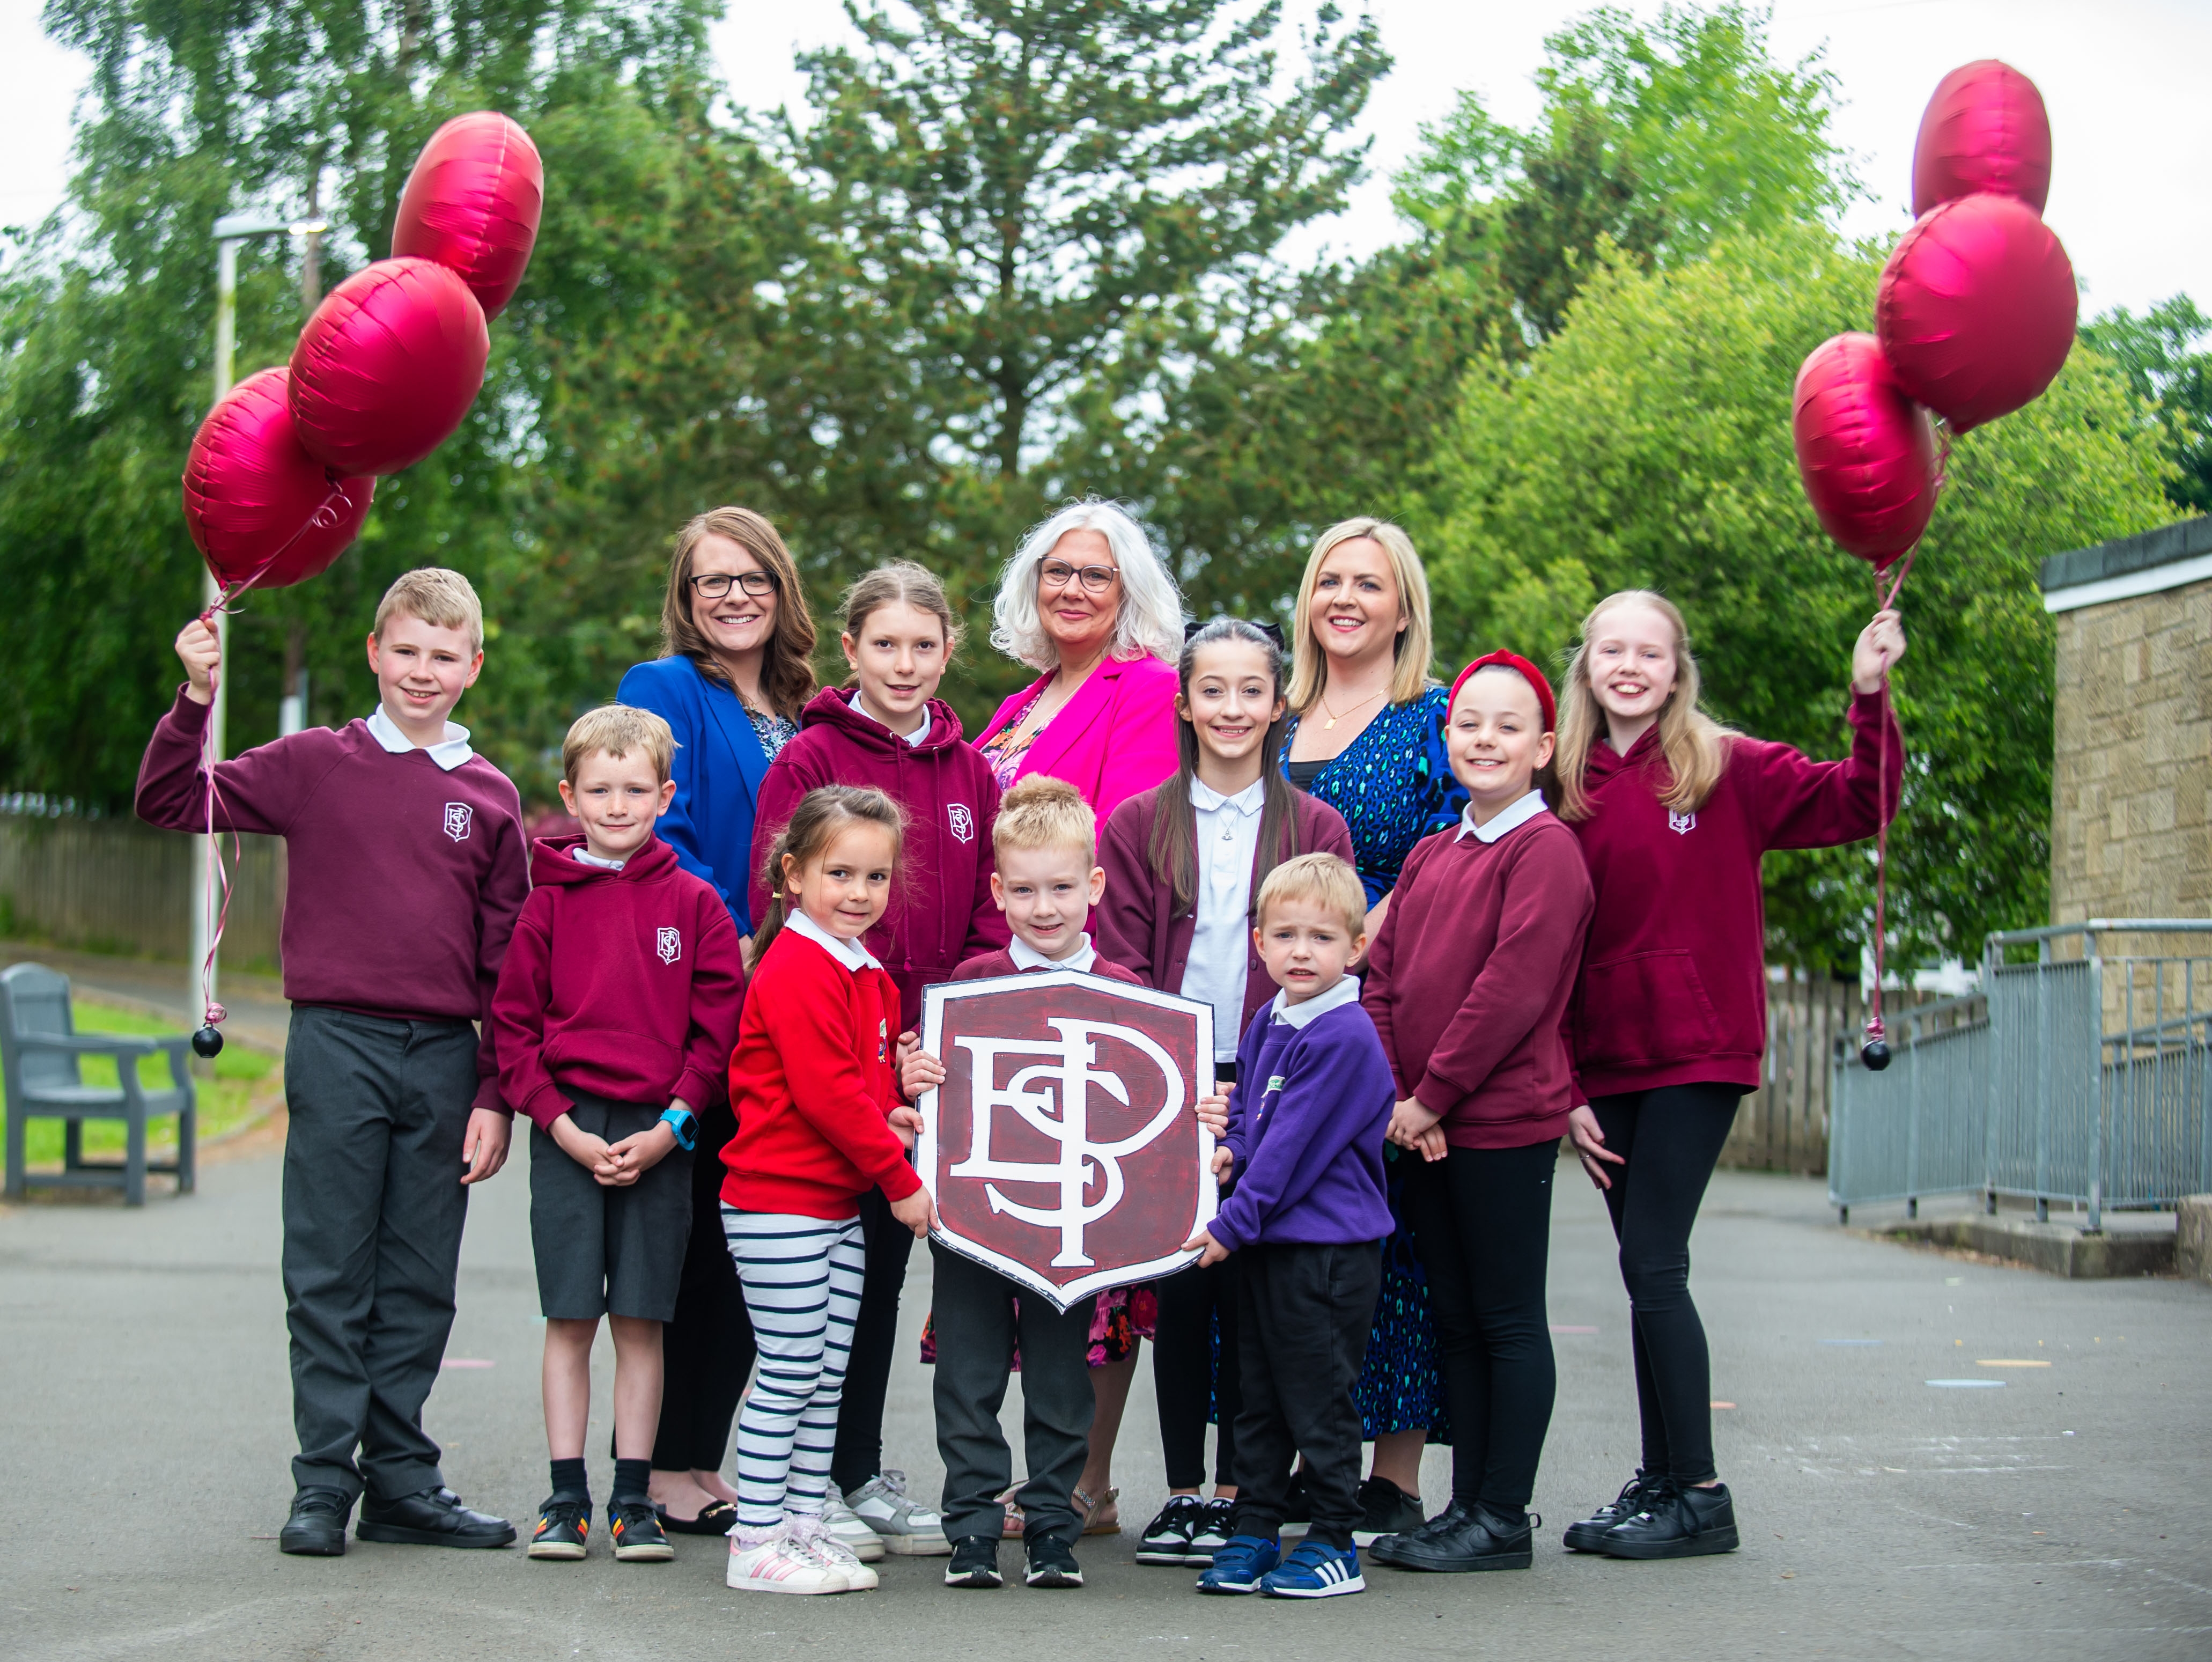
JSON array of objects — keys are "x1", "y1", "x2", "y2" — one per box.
[{"x1": 659, "y1": 1106, "x2": 697, "y2": 1152}]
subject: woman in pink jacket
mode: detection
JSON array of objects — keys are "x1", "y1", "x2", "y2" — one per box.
[{"x1": 1555, "y1": 589, "x2": 1905, "y2": 1565}]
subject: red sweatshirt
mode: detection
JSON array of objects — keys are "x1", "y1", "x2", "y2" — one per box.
[
  {"x1": 491, "y1": 834, "x2": 746, "y2": 1132},
  {"x1": 134, "y1": 689, "x2": 527, "y2": 1108},
  {"x1": 1363, "y1": 807, "x2": 1594, "y2": 1149},
  {"x1": 721, "y1": 918, "x2": 923, "y2": 1218},
  {"x1": 952, "y1": 944, "x2": 1142, "y2": 987},
  {"x1": 749, "y1": 688, "x2": 1009, "y2": 1032},
  {"x1": 1565, "y1": 690, "x2": 1905, "y2": 1098}
]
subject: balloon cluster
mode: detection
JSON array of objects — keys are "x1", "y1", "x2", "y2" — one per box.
[{"x1": 181, "y1": 113, "x2": 544, "y2": 595}]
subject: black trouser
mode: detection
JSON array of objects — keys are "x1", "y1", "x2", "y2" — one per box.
[
  {"x1": 281, "y1": 1006, "x2": 477, "y2": 1503},
  {"x1": 651, "y1": 1097, "x2": 757, "y2": 1473},
  {"x1": 830, "y1": 1182, "x2": 915, "y2": 1494},
  {"x1": 1589, "y1": 1083, "x2": 1744, "y2": 1486},
  {"x1": 1154, "y1": 1255, "x2": 1242, "y2": 1489},
  {"x1": 1228, "y1": 1241, "x2": 1381, "y2": 1550},
  {"x1": 930, "y1": 1242, "x2": 1097, "y2": 1545},
  {"x1": 1403, "y1": 1139, "x2": 1558, "y2": 1513}
]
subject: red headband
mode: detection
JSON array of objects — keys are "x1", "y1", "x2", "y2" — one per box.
[{"x1": 1448, "y1": 650, "x2": 1557, "y2": 733}]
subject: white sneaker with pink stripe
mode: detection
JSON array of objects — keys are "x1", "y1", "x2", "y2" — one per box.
[{"x1": 726, "y1": 1525, "x2": 851, "y2": 1594}]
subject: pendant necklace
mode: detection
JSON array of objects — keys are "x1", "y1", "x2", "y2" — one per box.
[{"x1": 1319, "y1": 684, "x2": 1385, "y2": 731}]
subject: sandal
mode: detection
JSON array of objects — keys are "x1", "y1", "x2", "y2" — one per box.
[
  {"x1": 1073, "y1": 1485, "x2": 1121, "y2": 1536},
  {"x1": 655, "y1": 1498, "x2": 736, "y2": 1536}
]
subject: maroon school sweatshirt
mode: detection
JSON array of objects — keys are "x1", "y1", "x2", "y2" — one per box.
[
  {"x1": 1362, "y1": 809, "x2": 1594, "y2": 1149},
  {"x1": 134, "y1": 688, "x2": 528, "y2": 1108},
  {"x1": 1565, "y1": 690, "x2": 1904, "y2": 1098},
  {"x1": 491, "y1": 834, "x2": 747, "y2": 1132},
  {"x1": 749, "y1": 688, "x2": 1009, "y2": 1032}
]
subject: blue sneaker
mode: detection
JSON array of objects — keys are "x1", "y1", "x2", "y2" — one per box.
[
  {"x1": 1195, "y1": 1533, "x2": 1280, "y2": 1594},
  {"x1": 1260, "y1": 1538, "x2": 1365, "y2": 1598}
]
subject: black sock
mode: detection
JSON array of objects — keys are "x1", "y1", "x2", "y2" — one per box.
[
  {"x1": 549, "y1": 1458, "x2": 589, "y2": 1502},
  {"x1": 611, "y1": 1457, "x2": 652, "y2": 1505}
]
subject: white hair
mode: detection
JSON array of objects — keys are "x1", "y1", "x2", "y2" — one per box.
[{"x1": 990, "y1": 499, "x2": 1186, "y2": 672}]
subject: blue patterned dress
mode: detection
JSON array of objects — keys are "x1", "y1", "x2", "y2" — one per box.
[{"x1": 1283, "y1": 686, "x2": 1468, "y2": 1442}]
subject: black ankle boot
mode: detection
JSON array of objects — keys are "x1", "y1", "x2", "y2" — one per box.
[
  {"x1": 1595, "y1": 1479, "x2": 1739, "y2": 1560},
  {"x1": 1375, "y1": 1501, "x2": 1533, "y2": 1572}
]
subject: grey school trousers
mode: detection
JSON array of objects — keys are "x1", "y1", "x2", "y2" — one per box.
[{"x1": 282, "y1": 1005, "x2": 478, "y2": 1503}]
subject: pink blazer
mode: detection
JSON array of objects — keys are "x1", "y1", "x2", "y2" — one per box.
[{"x1": 977, "y1": 653, "x2": 1181, "y2": 820}]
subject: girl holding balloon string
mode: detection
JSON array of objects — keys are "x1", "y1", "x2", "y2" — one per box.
[{"x1": 1553, "y1": 591, "x2": 1904, "y2": 1562}]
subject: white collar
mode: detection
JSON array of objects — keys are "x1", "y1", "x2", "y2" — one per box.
[
  {"x1": 784, "y1": 906, "x2": 882, "y2": 972},
  {"x1": 367, "y1": 704, "x2": 474, "y2": 772},
  {"x1": 1190, "y1": 775, "x2": 1265, "y2": 816},
  {"x1": 569, "y1": 845, "x2": 626, "y2": 871},
  {"x1": 1457, "y1": 789, "x2": 1549, "y2": 844},
  {"x1": 1270, "y1": 973, "x2": 1362, "y2": 1028},
  {"x1": 853, "y1": 691, "x2": 930, "y2": 748},
  {"x1": 1010, "y1": 932, "x2": 1096, "y2": 974}
]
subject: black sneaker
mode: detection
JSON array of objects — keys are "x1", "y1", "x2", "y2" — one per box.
[
  {"x1": 1136, "y1": 1495, "x2": 1205, "y2": 1564},
  {"x1": 610, "y1": 1499, "x2": 674, "y2": 1562},
  {"x1": 1595, "y1": 1480, "x2": 1740, "y2": 1560},
  {"x1": 1377, "y1": 1501, "x2": 1535, "y2": 1572},
  {"x1": 1351, "y1": 1476, "x2": 1427, "y2": 1546},
  {"x1": 529, "y1": 1497, "x2": 591, "y2": 1561},
  {"x1": 1024, "y1": 1533, "x2": 1085, "y2": 1588},
  {"x1": 357, "y1": 1486, "x2": 515, "y2": 1549},
  {"x1": 1564, "y1": 1471, "x2": 1660, "y2": 1553},
  {"x1": 279, "y1": 1487, "x2": 351, "y2": 1556},
  {"x1": 1189, "y1": 1497, "x2": 1235, "y2": 1565},
  {"x1": 1369, "y1": 1499, "x2": 1466, "y2": 1567},
  {"x1": 945, "y1": 1534, "x2": 1004, "y2": 1589},
  {"x1": 1278, "y1": 1470, "x2": 1312, "y2": 1538}
]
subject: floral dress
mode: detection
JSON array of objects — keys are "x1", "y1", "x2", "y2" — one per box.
[{"x1": 1281, "y1": 686, "x2": 1468, "y2": 1441}]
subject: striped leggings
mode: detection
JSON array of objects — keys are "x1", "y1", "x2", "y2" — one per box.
[{"x1": 722, "y1": 1207, "x2": 866, "y2": 1528}]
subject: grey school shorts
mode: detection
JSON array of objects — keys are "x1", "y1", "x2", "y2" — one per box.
[{"x1": 529, "y1": 1089, "x2": 693, "y2": 1322}]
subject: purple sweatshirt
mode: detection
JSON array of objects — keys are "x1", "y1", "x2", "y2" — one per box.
[
  {"x1": 1209, "y1": 979, "x2": 1394, "y2": 1252},
  {"x1": 134, "y1": 689, "x2": 528, "y2": 1108}
]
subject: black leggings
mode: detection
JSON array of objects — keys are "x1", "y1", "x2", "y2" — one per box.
[
  {"x1": 651, "y1": 1101, "x2": 757, "y2": 1474},
  {"x1": 831, "y1": 1183, "x2": 916, "y2": 1495},
  {"x1": 1403, "y1": 1139, "x2": 1557, "y2": 1512},
  {"x1": 1153, "y1": 1255, "x2": 1241, "y2": 1490},
  {"x1": 1589, "y1": 1083, "x2": 1743, "y2": 1486}
]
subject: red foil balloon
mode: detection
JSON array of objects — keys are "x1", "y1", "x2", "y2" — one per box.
[
  {"x1": 182, "y1": 367, "x2": 375, "y2": 590},
  {"x1": 289, "y1": 258, "x2": 489, "y2": 476},
  {"x1": 390, "y1": 112, "x2": 543, "y2": 319},
  {"x1": 1911, "y1": 60, "x2": 2052, "y2": 219},
  {"x1": 1876, "y1": 193, "x2": 2076, "y2": 433},
  {"x1": 1792, "y1": 333, "x2": 1938, "y2": 567}
]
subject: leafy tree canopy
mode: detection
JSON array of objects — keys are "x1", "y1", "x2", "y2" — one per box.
[{"x1": 2079, "y1": 295, "x2": 2212, "y2": 516}]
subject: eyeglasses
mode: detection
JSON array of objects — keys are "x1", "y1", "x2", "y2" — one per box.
[
  {"x1": 1039, "y1": 560, "x2": 1120, "y2": 595},
  {"x1": 689, "y1": 570, "x2": 777, "y2": 600}
]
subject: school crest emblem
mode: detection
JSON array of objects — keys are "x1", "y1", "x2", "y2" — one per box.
[
  {"x1": 657, "y1": 926, "x2": 681, "y2": 966},
  {"x1": 918, "y1": 973, "x2": 1216, "y2": 1308},
  {"x1": 948, "y1": 804, "x2": 975, "y2": 844},
  {"x1": 443, "y1": 802, "x2": 473, "y2": 842},
  {"x1": 1668, "y1": 810, "x2": 1697, "y2": 836}
]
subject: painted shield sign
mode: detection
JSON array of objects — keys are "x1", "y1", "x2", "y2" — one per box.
[{"x1": 918, "y1": 970, "x2": 1216, "y2": 1310}]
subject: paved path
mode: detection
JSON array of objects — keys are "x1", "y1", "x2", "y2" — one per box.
[{"x1": 3, "y1": 1148, "x2": 2206, "y2": 1660}]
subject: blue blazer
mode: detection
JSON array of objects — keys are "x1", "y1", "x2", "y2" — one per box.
[{"x1": 617, "y1": 656, "x2": 775, "y2": 933}]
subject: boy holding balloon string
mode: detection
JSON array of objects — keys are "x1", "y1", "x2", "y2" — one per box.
[{"x1": 135, "y1": 567, "x2": 529, "y2": 1559}]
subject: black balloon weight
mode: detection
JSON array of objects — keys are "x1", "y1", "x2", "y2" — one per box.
[
  {"x1": 191, "y1": 1025, "x2": 225, "y2": 1058},
  {"x1": 1860, "y1": 1037, "x2": 1891, "y2": 1072}
]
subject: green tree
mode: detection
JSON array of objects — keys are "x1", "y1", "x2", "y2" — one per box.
[{"x1": 2079, "y1": 295, "x2": 2212, "y2": 516}]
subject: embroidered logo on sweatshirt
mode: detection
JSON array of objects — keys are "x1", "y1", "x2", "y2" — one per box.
[
  {"x1": 948, "y1": 804, "x2": 975, "y2": 844},
  {"x1": 1668, "y1": 810, "x2": 1697, "y2": 836},
  {"x1": 657, "y1": 926, "x2": 681, "y2": 966},
  {"x1": 443, "y1": 802, "x2": 473, "y2": 842}
]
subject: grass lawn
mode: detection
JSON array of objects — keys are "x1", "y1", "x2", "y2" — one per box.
[{"x1": 3, "y1": 998, "x2": 276, "y2": 1168}]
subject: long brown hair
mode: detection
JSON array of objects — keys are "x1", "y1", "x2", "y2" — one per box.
[
  {"x1": 659, "y1": 506, "x2": 816, "y2": 720},
  {"x1": 1554, "y1": 590, "x2": 1735, "y2": 821},
  {"x1": 751, "y1": 785, "x2": 907, "y2": 962},
  {"x1": 1149, "y1": 619, "x2": 1303, "y2": 916}
]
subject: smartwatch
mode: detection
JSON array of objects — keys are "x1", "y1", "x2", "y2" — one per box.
[{"x1": 659, "y1": 1105, "x2": 698, "y2": 1152}]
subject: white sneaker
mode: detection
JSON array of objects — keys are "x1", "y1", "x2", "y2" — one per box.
[
  {"x1": 822, "y1": 1484, "x2": 888, "y2": 1562},
  {"x1": 846, "y1": 1469, "x2": 950, "y2": 1555},
  {"x1": 726, "y1": 1526, "x2": 850, "y2": 1594},
  {"x1": 792, "y1": 1514, "x2": 879, "y2": 1591}
]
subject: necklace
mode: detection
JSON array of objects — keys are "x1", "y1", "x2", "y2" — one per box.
[{"x1": 1318, "y1": 683, "x2": 1387, "y2": 731}]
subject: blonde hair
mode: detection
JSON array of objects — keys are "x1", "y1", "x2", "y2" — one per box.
[
  {"x1": 993, "y1": 776, "x2": 1097, "y2": 867},
  {"x1": 1287, "y1": 518, "x2": 1436, "y2": 716},
  {"x1": 1255, "y1": 852, "x2": 1367, "y2": 939},
  {"x1": 562, "y1": 703, "x2": 676, "y2": 786},
  {"x1": 660, "y1": 505, "x2": 817, "y2": 720},
  {"x1": 752, "y1": 785, "x2": 905, "y2": 960},
  {"x1": 990, "y1": 499, "x2": 1186, "y2": 671},
  {"x1": 1554, "y1": 590, "x2": 1735, "y2": 821},
  {"x1": 374, "y1": 567, "x2": 484, "y2": 654}
]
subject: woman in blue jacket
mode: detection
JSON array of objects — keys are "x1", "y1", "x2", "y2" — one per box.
[{"x1": 617, "y1": 505, "x2": 816, "y2": 1535}]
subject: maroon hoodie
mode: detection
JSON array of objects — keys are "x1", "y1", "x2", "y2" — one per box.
[
  {"x1": 1565, "y1": 690, "x2": 1904, "y2": 1098},
  {"x1": 493, "y1": 833, "x2": 747, "y2": 1132},
  {"x1": 749, "y1": 688, "x2": 1009, "y2": 1032}
]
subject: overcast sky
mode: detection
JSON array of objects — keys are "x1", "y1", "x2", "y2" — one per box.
[{"x1": 4, "y1": 0, "x2": 2204, "y2": 319}]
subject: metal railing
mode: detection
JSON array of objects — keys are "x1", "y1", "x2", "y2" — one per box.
[{"x1": 1829, "y1": 920, "x2": 2212, "y2": 1231}]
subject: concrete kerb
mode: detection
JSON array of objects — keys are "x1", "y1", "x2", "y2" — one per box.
[
  {"x1": 2179, "y1": 1194, "x2": 2212, "y2": 1283},
  {"x1": 1868, "y1": 1212, "x2": 2178, "y2": 1278}
]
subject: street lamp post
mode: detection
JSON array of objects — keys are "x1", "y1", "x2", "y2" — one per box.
[{"x1": 190, "y1": 212, "x2": 326, "y2": 1032}]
